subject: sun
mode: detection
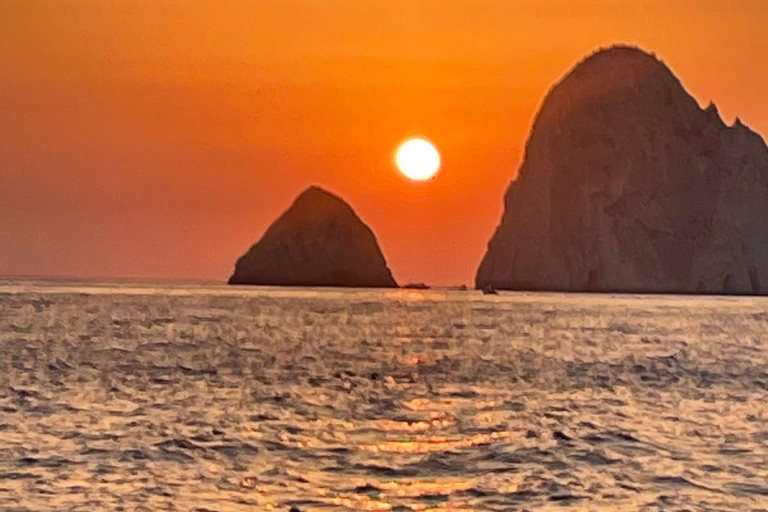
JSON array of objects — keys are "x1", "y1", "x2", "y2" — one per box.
[{"x1": 395, "y1": 138, "x2": 441, "y2": 181}]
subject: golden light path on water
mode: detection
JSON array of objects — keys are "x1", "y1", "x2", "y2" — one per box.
[{"x1": 2, "y1": 282, "x2": 768, "y2": 511}]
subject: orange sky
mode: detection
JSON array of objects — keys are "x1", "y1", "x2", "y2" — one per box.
[{"x1": 2, "y1": 1, "x2": 767, "y2": 286}]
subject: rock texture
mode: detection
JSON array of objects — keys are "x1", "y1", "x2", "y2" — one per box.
[
  {"x1": 477, "y1": 46, "x2": 768, "y2": 294},
  {"x1": 229, "y1": 187, "x2": 397, "y2": 287}
]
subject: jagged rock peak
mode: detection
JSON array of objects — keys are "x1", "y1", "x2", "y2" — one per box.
[
  {"x1": 476, "y1": 45, "x2": 768, "y2": 295},
  {"x1": 293, "y1": 186, "x2": 350, "y2": 211},
  {"x1": 229, "y1": 186, "x2": 398, "y2": 288},
  {"x1": 568, "y1": 45, "x2": 670, "y2": 80}
]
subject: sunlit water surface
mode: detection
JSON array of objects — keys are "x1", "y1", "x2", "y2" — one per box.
[{"x1": 2, "y1": 282, "x2": 768, "y2": 512}]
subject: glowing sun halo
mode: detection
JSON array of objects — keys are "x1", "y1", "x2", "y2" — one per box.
[{"x1": 395, "y1": 138, "x2": 441, "y2": 181}]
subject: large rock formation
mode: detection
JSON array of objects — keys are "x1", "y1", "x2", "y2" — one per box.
[
  {"x1": 477, "y1": 46, "x2": 768, "y2": 294},
  {"x1": 229, "y1": 186, "x2": 397, "y2": 287}
]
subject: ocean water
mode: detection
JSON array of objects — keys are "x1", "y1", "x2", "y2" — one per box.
[{"x1": 1, "y1": 282, "x2": 768, "y2": 512}]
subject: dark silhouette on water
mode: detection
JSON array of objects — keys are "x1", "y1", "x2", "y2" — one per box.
[
  {"x1": 229, "y1": 186, "x2": 398, "y2": 287},
  {"x1": 482, "y1": 285, "x2": 498, "y2": 295},
  {"x1": 403, "y1": 282, "x2": 430, "y2": 290},
  {"x1": 477, "y1": 45, "x2": 768, "y2": 295}
]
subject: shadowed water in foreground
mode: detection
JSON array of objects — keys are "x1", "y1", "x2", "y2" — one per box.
[{"x1": 1, "y1": 282, "x2": 768, "y2": 511}]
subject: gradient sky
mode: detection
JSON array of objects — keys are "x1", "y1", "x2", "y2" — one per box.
[{"x1": 2, "y1": 1, "x2": 767, "y2": 286}]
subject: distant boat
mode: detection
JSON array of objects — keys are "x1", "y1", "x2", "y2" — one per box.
[
  {"x1": 482, "y1": 285, "x2": 498, "y2": 295},
  {"x1": 403, "y1": 283, "x2": 430, "y2": 290}
]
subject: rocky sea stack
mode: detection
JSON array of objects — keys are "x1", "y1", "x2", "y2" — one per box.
[
  {"x1": 477, "y1": 45, "x2": 768, "y2": 295},
  {"x1": 229, "y1": 186, "x2": 397, "y2": 288}
]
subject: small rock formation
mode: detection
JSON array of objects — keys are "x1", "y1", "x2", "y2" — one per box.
[
  {"x1": 477, "y1": 45, "x2": 768, "y2": 294},
  {"x1": 229, "y1": 186, "x2": 397, "y2": 287}
]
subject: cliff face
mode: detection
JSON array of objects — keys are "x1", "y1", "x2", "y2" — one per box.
[
  {"x1": 229, "y1": 187, "x2": 397, "y2": 288},
  {"x1": 477, "y1": 46, "x2": 768, "y2": 294}
]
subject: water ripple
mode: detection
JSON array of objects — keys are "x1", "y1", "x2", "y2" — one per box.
[{"x1": 1, "y1": 285, "x2": 768, "y2": 511}]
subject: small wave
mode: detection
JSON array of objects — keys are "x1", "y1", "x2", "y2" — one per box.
[{"x1": 17, "y1": 456, "x2": 75, "y2": 468}]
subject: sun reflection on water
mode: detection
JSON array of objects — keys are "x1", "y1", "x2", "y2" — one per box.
[{"x1": 5, "y1": 287, "x2": 768, "y2": 511}]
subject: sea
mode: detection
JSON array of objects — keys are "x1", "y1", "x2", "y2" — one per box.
[{"x1": 1, "y1": 281, "x2": 768, "y2": 512}]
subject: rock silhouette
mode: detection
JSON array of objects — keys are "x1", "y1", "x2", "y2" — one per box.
[
  {"x1": 477, "y1": 45, "x2": 768, "y2": 294},
  {"x1": 229, "y1": 186, "x2": 397, "y2": 288}
]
